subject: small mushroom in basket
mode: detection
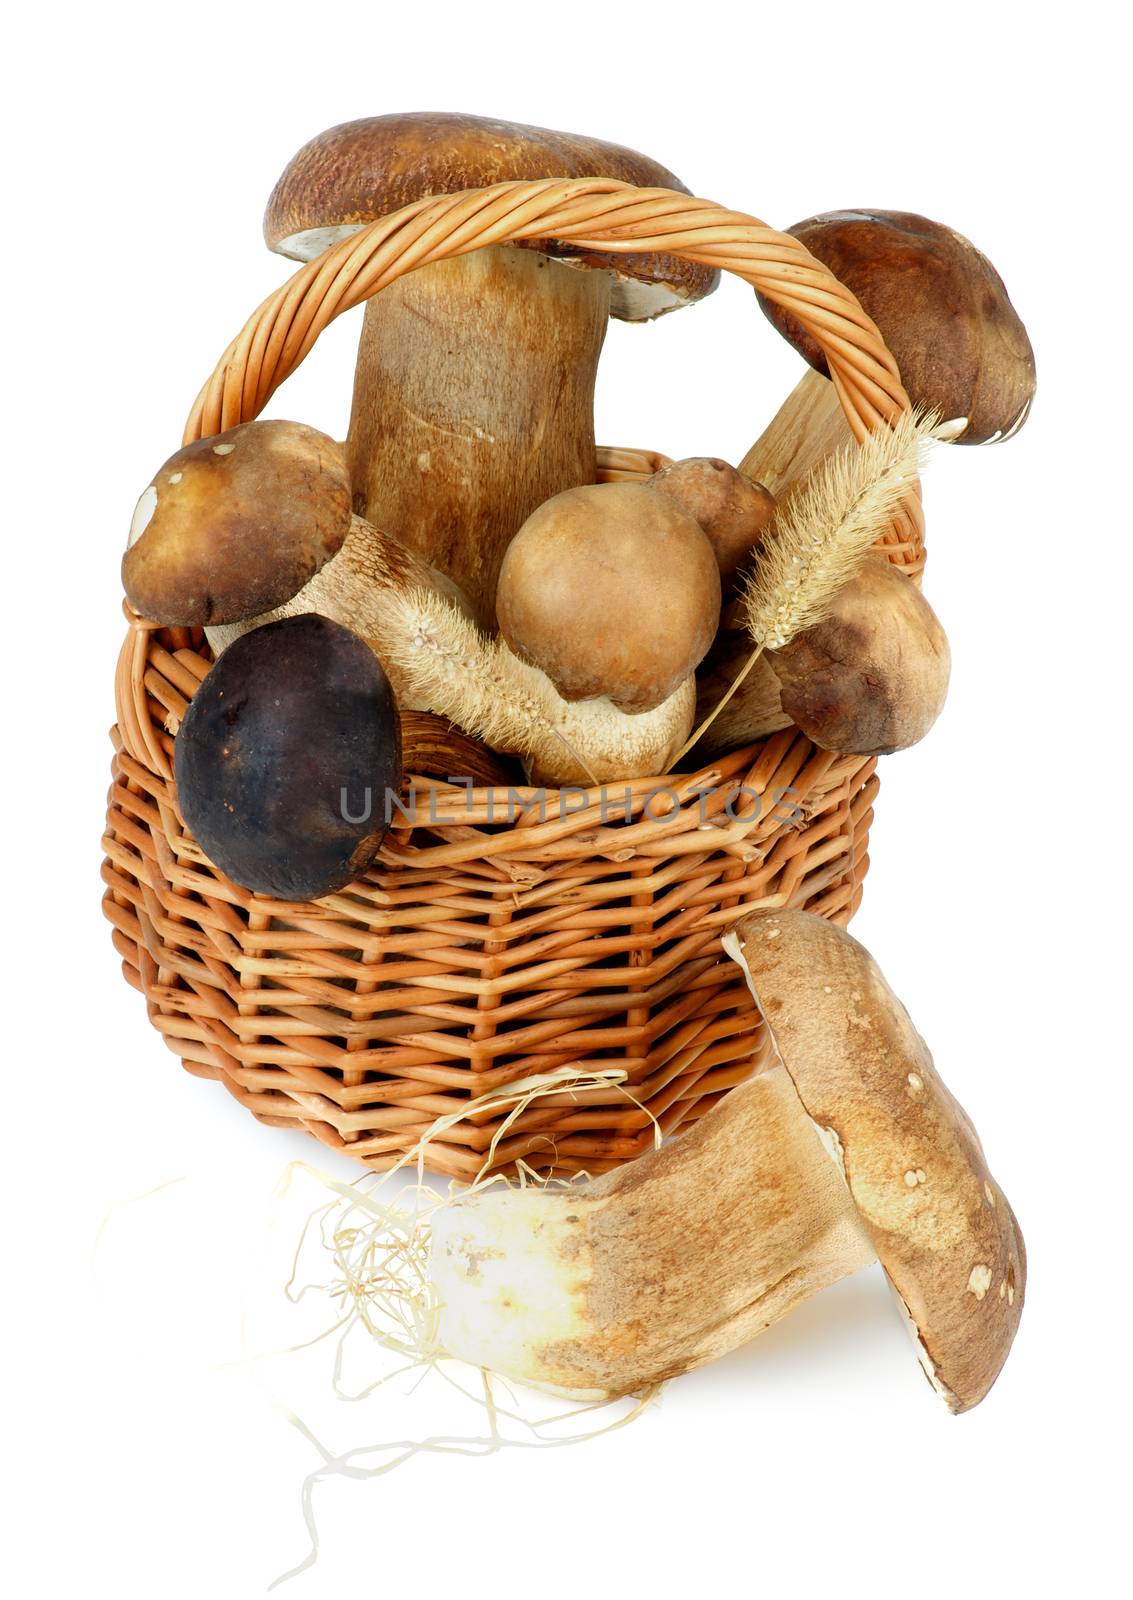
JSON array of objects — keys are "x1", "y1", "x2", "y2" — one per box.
[
  {"x1": 744, "y1": 209, "x2": 1036, "y2": 506},
  {"x1": 649, "y1": 457, "x2": 776, "y2": 584},
  {"x1": 174, "y1": 614, "x2": 401, "y2": 902},
  {"x1": 693, "y1": 556, "x2": 950, "y2": 759},
  {"x1": 122, "y1": 420, "x2": 351, "y2": 626},
  {"x1": 496, "y1": 481, "x2": 721, "y2": 714},
  {"x1": 264, "y1": 112, "x2": 718, "y2": 616},
  {"x1": 769, "y1": 554, "x2": 950, "y2": 754},
  {"x1": 429, "y1": 909, "x2": 1025, "y2": 1413},
  {"x1": 368, "y1": 480, "x2": 717, "y2": 786}
]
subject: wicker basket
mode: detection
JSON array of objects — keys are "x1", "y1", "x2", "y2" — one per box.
[{"x1": 102, "y1": 178, "x2": 923, "y2": 1180}]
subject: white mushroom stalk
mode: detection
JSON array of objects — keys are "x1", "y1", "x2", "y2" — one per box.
[{"x1": 430, "y1": 1063, "x2": 876, "y2": 1398}]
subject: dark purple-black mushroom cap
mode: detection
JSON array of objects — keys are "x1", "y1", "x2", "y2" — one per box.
[{"x1": 175, "y1": 613, "x2": 402, "y2": 900}]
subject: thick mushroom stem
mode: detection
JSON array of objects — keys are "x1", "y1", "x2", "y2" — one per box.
[
  {"x1": 737, "y1": 369, "x2": 929, "y2": 590},
  {"x1": 739, "y1": 369, "x2": 854, "y2": 505},
  {"x1": 429, "y1": 1065, "x2": 876, "y2": 1399},
  {"x1": 347, "y1": 246, "x2": 612, "y2": 616}
]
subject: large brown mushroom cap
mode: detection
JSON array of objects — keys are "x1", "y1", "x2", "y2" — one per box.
[
  {"x1": 724, "y1": 909, "x2": 1026, "y2": 1413},
  {"x1": 123, "y1": 421, "x2": 352, "y2": 626},
  {"x1": 496, "y1": 482, "x2": 721, "y2": 714},
  {"x1": 757, "y1": 210, "x2": 1035, "y2": 444},
  {"x1": 263, "y1": 111, "x2": 718, "y2": 319},
  {"x1": 768, "y1": 555, "x2": 951, "y2": 755}
]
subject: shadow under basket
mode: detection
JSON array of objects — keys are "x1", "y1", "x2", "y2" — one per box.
[{"x1": 101, "y1": 174, "x2": 924, "y2": 1180}]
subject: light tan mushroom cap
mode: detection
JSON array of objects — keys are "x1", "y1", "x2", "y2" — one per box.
[
  {"x1": 263, "y1": 111, "x2": 718, "y2": 321},
  {"x1": 122, "y1": 420, "x2": 352, "y2": 626},
  {"x1": 724, "y1": 908, "x2": 1025, "y2": 1412},
  {"x1": 496, "y1": 482, "x2": 721, "y2": 713}
]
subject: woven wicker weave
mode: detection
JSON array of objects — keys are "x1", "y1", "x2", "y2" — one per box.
[{"x1": 102, "y1": 179, "x2": 923, "y2": 1179}]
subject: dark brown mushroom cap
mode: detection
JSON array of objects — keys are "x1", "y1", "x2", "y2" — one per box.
[
  {"x1": 496, "y1": 482, "x2": 721, "y2": 713},
  {"x1": 264, "y1": 112, "x2": 718, "y2": 321},
  {"x1": 768, "y1": 556, "x2": 951, "y2": 755},
  {"x1": 724, "y1": 909, "x2": 1026, "y2": 1413},
  {"x1": 123, "y1": 421, "x2": 352, "y2": 627},
  {"x1": 757, "y1": 210, "x2": 1035, "y2": 443}
]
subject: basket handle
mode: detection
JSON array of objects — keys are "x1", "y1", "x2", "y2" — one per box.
[{"x1": 184, "y1": 177, "x2": 922, "y2": 562}]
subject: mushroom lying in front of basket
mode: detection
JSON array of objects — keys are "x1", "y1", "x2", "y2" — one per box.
[
  {"x1": 174, "y1": 614, "x2": 402, "y2": 901},
  {"x1": 122, "y1": 419, "x2": 478, "y2": 708},
  {"x1": 372, "y1": 480, "x2": 722, "y2": 785},
  {"x1": 742, "y1": 208, "x2": 1037, "y2": 506},
  {"x1": 264, "y1": 112, "x2": 719, "y2": 616},
  {"x1": 429, "y1": 909, "x2": 1026, "y2": 1413}
]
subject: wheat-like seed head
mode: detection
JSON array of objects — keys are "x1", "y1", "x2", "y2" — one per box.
[
  {"x1": 369, "y1": 586, "x2": 558, "y2": 758},
  {"x1": 742, "y1": 408, "x2": 939, "y2": 651}
]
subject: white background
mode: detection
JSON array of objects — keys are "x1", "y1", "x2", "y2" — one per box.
[{"x1": 4, "y1": 4, "x2": 1128, "y2": 1596}]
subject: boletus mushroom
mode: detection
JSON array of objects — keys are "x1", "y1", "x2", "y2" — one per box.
[
  {"x1": 693, "y1": 559, "x2": 950, "y2": 759},
  {"x1": 768, "y1": 554, "x2": 950, "y2": 754},
  {"x1": 264, "y1": 112, "x2": 718, "y2": 615},
  {"x1": 649, "y1": 456, "x2": 776, "y2": 584},
  {"x1": 496, "y1": 481, "x2": 721, "y2": 714},
  {"x1": 370, "y1": 579, "x2": 698, "y2": 788},
  {"x1": 123, "y1": 420, "x2": 351, "y2": 625},
  {"x1": 174, "y1": 613, "x2": 401, "y2": 901},
  {"x1": 429, "y1": 909, "x2": 1025, "y2": 1413},
  {"x1": 742, "y1": 210, "x2": 1036, "y2": 521},
  {"x1": 758, "y1": 209, "x2": 1036, "y2": 445}
]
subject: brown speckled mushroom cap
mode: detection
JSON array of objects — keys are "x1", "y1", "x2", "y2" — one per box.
[
  {"x1": 769, "y1": 555, "x2": 951, "y2": 755},
  {"x1": 263, "y1": 111, "x2": 719, "y2": 321},
  {"x1": 757, "y1": 210, "x2": 1035, "y2": 444},
  {"x1": 123, "y1": 420, "x2": 352, "y2": 627},
  {"x1": 724, "y1": 908, "x2": 1025, "y2": 1413}
]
